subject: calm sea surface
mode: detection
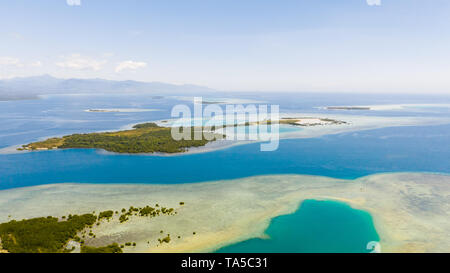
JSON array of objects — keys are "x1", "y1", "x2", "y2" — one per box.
[{"x1": 0, "y1": 93, "x2": 448, "y2": 252}]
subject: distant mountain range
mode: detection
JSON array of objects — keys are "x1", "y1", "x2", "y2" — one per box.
[{"x1": 0, "y1": 75, "x2": 216, "y2": 100}]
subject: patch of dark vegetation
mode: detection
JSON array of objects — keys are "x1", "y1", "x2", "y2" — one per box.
[
  {"x1": 80, "y1": 243, "x2": 123, "y2": 253},
  {"x1": 0, "y1": 214, "x2": 96, "y2": 253},
  {"x1": 20, "y1": 123, "x2": 221, "y2": 154},
  {"x1": 98, "y1": 210, "x2": 114, "y2": 221},
  {"x1": 0, "y1": 201, "x2": 184, "y2": 253},
  {"x1": 158, "y1": 234, "x2": 171, "y2": 244},
  {"x1": 118, "y1": 204, "x2": 176, "y2": 223}
]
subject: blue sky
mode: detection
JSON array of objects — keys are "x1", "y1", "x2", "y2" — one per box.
[{"x1": 1, "y1": 0, "x2": 450, "y2": 93}]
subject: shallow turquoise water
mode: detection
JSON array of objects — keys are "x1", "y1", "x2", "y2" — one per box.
[{"x1": 217, "y1": 200, "x2": 380, "y2": 253}]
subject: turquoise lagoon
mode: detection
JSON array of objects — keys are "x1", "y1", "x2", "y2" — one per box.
[{"x1": 217, "y1": 200, "x2": 379, "y2": 253}]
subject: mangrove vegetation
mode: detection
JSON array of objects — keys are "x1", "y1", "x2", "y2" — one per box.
[{"x1": 0, "y1": 201, "x2": 185, "y2": 253}]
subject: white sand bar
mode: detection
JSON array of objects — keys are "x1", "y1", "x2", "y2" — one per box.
[
  {"x1": 84, "y1": 108, "x2": 160, "y2": 113},
  {"x1": 0, "y1": 172, "x2": 448, "y2": 253},
  {"x1": 159, "y1": 114, "x2": 450, "y2": 155},
  {"x1": 278, "y1": 113, "x2": 450, "y2": 140}
]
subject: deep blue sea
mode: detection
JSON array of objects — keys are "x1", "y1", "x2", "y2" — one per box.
[
  {"x1": 1, "y1": 124, "x2": 449, "y2": 190},
  {"x1": 0, "y1": 92, "x2": 449, "y2": 252}
]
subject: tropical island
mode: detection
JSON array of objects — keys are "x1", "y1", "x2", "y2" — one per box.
[
  {"x1": 277, "y1": 117, "x2": 347, "y2": 126},
  {"x1": 18, "y1": 123, "x2": 221, "y2": 154},
  {"x1": 16, "y1": 117, "x2": 348, "y2": 154},
  {"x1": 84, "y1": 108, "x2": 159, "y2": 113},
  {"x1": 326, "y1": 106, "x2": 371, "y2": 110},
  {"x1": 0, "y1": 202, "x2": 184, "y2": 253}
]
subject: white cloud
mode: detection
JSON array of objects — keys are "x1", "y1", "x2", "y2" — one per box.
[
  {"x1": 56, "y1": 54, "x2": 106, "y2": 71},
  {"x1": 102, "y1": 52, "x2": 115, "y2": 58},
  {"x1": 0, "y1": 57, "x2": 23, "y2": 67},
  {"x1": 30, "y1": 61, "x2": 42, "y2": 67},
  {"x1": 9, "y1": 32, "x2": 24, "y2": 40},
  {"x1": 115, "y1": 60, "x2": 147, "y2": 73},
  {"x1": 66, "y1": 0, "x2": 81, "y2": 6},
  {"x1": 366, "y1": 0, "x2": 381, "y2": 6}
]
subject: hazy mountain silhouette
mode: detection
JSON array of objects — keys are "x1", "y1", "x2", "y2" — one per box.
[{"x1": 0, "y1": 75, "x2": 216, "y2": 100}]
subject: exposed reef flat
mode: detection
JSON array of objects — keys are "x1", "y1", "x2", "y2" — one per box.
[
  {"x1": 326, "y1": 106, "x2": 371, "y2": 110},
  {"x1": 84, "y1": 108, "x2": 160, "y2": 113},
  {"x1": 277, "y1": 117, "x2": 346, "y2": 126},
  {"x1": 324, "y1": 104, "x2": 450, "y2": 111},
  {"x1": 278, "y1": 113, "x2": 450, "y2": 140},
  {"x1": 0, "y1": 173, "x2": 448, "y2": 253},
  {"x1": 172, "y1": 96, "x2": 266, "y2": 105}
]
